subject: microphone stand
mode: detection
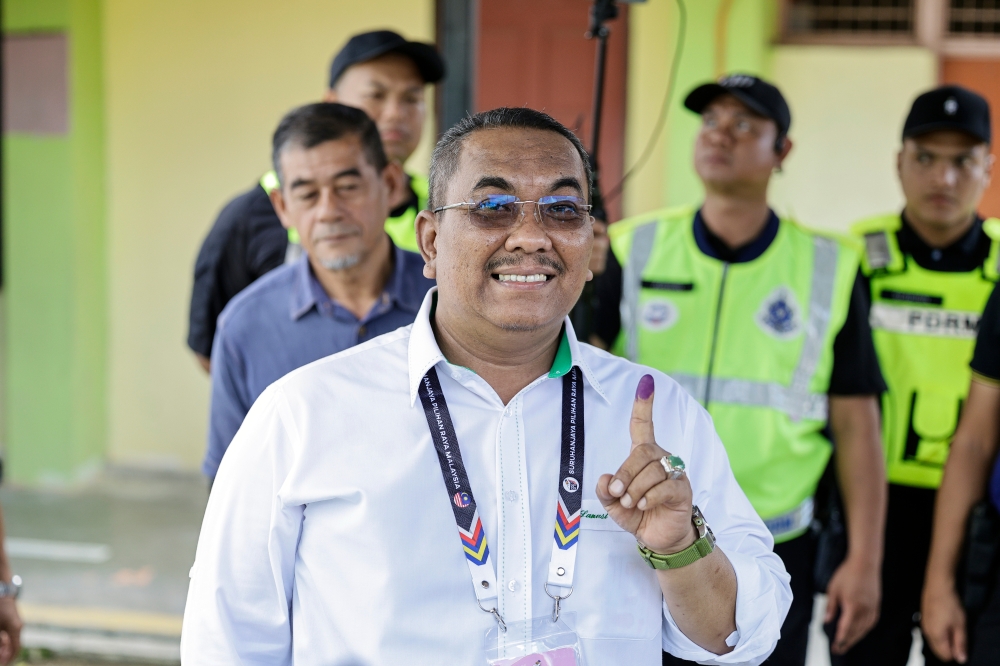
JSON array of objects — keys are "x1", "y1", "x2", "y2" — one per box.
[{"x1": 571, "y1": 0, "x2": 618, "y2": 342}]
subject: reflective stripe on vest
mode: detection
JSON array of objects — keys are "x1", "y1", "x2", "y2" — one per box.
[
  {"x1": 623, "y1": 226, "x2": 838, "y2": 422},
  {"x1": 763, "y1": 497, "x2": 814, "y2": 540},
  {"x1": 854, "y1": 214, "x2": 1000, "y2": 488}
]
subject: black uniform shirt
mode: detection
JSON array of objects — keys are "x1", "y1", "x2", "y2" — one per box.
[
  {"x1": 592, "y1": 209, "x2": 886, "y2": 395},
  {"x1": 972, "y1": 283, "x2": 1000, "y2": 382},
  {"x1": 895, "y1": 212, "x2": 990, "y2": 273},
  {"x1": 187, "y1": 184, "x2": 287, "y2": 358}
]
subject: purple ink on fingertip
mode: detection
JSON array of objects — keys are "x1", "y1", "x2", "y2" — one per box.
[{"x1": 636, "y1": 374, "x2": 654, "y2": 400}]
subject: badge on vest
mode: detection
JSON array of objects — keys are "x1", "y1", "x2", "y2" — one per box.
[
  {"x1": 756, "y1": 287, "x2": 802, "y2": 339},
  {"x1": 640, "y1": 298, "x2": 678, "y2": 332}
]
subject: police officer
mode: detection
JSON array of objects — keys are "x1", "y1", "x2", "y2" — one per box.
[
  {"x1": 187, "y1": 30, "x2": 444, "y2": 371},
  {"x1": 923, "y1": 284, "x2": 1000, "y2": 665},
  {"x1": 592, "y1": 74, "x2": 888, "y2": 665},
  {"x1": 842, "y1": 86, "x2": 996, "y2": 665}
]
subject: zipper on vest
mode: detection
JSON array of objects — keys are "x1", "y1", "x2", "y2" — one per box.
[{"x1": 703, "y1": 262, "x2": 729, "y2": 408}]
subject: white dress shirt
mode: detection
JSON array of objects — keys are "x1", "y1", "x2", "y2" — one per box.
[{"x1": 182, "y1": 289, "x2": 791, "y2": 665}]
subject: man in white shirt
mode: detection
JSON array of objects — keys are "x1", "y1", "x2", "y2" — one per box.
[{"x1": 182, "y1": 107, "x2": 791, "y2": 665}]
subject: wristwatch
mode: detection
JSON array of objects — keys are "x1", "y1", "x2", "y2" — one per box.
[
  {"x1": 637, "y1": 506, "x2": 716, "y2": 570},
  {"x1": 0, "y1": 575, "x2": 22, "y2": 599}
]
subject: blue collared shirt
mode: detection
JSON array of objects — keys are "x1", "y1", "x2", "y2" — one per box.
[{"x1": 204, "y1": 244, "x2": 434, "y2": 478}]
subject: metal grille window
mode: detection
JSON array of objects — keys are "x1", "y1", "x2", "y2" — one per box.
[
  {"x1": 949, "y1": 0, "x2": 1000, "y2": 36},
  {"x1": 787, "y1": 0, "x2": 915, "y2": 35}
]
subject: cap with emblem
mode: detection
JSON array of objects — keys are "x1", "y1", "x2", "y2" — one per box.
[
  {"x1": 902, "y1": 85, "x2": 991, "y2": 145},
  {"x1": 684, "y1": 73, "x2": 792, "y2": 136},
  {"x1": 329, "y1": 30, "x2": 446, "y2": 89}
]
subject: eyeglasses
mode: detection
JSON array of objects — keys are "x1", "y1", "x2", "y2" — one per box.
[{"x1": 432, "y1": 194, "x2": 592, "y2": 230}]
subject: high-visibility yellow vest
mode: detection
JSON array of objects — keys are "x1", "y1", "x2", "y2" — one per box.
[
  {"x1": 259, "y1": 170, "x2": 427, "y2": 253},
  {"x1": 383, "y1": 173, "x2": 428, "y2": 253},
  {"x1": 854, "y1": 214, "x2": 1000, "y2": 488},
  {"x1": 610, "y1": 206, "x2": 859, "y2": 541}
]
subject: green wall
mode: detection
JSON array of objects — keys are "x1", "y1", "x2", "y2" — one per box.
[{"x1": 2, "y1": 0, "x2": 107, "y2": 484}]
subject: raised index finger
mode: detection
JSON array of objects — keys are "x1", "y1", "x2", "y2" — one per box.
[{"x1": 630, "y1": 374, "x2": 655, "y2": 449}]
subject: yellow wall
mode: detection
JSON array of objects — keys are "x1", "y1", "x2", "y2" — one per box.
[
  {"x1": 103, "y1": 0, "x2": 435, "y2": 470},
  {"x1": 770, "y1": 46, "x2": 938, "y2": 232},
  {"x1": 623, "y1": 3, "x2": 938, "y2": 235}
]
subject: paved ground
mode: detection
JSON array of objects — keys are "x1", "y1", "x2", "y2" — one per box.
[
  {"x1": 0, "y1": 468, "x2": 924, "y2": 665},
  {"x1": 1, "y1": 468, "x2": 206, "y2": 662}
]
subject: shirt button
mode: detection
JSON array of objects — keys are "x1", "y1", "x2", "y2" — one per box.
[
  {"x1": 505, "y1": 490, "x2": 519, "y2": 502},
  {"x1": 508, "y1": 579, "x2": 520, "y2": 592},
  {"x1": 358, "y1": 325, "x2": 367, "y2": 338},
  {"x1": 931, "y1": 249, "x2": 942, "y2": 262}
]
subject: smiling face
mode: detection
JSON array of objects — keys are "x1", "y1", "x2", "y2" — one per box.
[
  {"x1": 898, "y1": 130, "x2": 993, "y2": 233},
  {"x1": 325, "y1": 53, "x2": 426, "y2": 164},
  {"x1": 693, "y1": 94, "x2": 787, "y2": 196},
  {"x1": 417, "y1": 127, "x2": 594, "y2": 333},
  {"x1": 271, "y1": 135, "x2": 395, "y2": 273}
]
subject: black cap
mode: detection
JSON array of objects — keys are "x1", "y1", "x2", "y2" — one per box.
[
  {"x1": 684, "y1": 73, "x2": 792, "y2": 136},
  {"x1": 903, "y1": 85, "x2": 991, "y2": 144},
  {"x1": 328, "y1": 30, "x2": 446, "y2": 88}
]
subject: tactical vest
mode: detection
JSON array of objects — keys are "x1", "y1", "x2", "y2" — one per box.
[
  {"x1": 854, "y1": 214, "x2": 1000, "y2": 489},
  {"x1": 259, "y1": 170, "x2": 427, "y2": 254},
  {"x1": 610, "y1": 207, "x2": 859, "y2": 541}
]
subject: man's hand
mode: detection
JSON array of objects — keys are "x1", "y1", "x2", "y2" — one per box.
[
  {"x1": 824, "y1": 555, "x2": 880, "y2": 654},
  {"x1": 922, "y1": 579, "x2": 968, "y2": 663},
  {"x1": 596, "y1": 374, "x2": 695, "y2": 553},
  {"x1": 0, "y1": 597, "x2": 22, "y2": 665},
  {"x1": 195, "y1": 353, "x2": 211, "y2": 374}
]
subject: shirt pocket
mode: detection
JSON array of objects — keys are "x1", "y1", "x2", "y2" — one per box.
[{"x1": 571, "y1": 500, "x2": 662, "y2": 640}]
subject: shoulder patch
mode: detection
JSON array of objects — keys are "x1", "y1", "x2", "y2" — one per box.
[{"x1": 864, "y1": 231, "x2": 892, "y2": 270}]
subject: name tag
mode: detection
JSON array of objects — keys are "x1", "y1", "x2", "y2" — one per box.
[
  {"x1": 870, "y1": 302, "x2": 979, "y2": 339},
  {"x1": 579, "y1": 500, "x2": 624, "y2": 532}
]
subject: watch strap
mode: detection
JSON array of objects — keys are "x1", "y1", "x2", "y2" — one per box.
[{"x1": 637, "y1": 506, "x2": 716, "y2": 570}]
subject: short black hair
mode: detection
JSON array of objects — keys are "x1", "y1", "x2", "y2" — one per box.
[
  {"x1": 428, "y1": 107, "x2": 593, "y2": 210},
  {"x1": 271, "y1": 102, "x2": 388, "y2": 186}
]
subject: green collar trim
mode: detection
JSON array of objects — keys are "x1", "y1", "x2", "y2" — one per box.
[
  {"x1": 548, "y1": 329, "x2": 573, "y2": 378},
  {"x1": 431, "y1": 292, "x2": 572, "y2": 379}
]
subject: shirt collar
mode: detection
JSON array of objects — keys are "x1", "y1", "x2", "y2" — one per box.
[
  {"x1": 693, "y1": 207, "x2": 780, "y2": 263},
  {"x1": 407, "y1": 288, "x2": 608, "y2": 406},
  {"x1": 289, "y1": 239, "x2": 418, "y2": 321}
]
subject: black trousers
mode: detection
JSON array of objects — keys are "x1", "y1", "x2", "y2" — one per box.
[
  {"x1": 834, "y1": 484, "x2": 1000, "y2": 666},
  {"x1": 663, "y1": 532, "x2": 816, "y2": 666},
  {"x1": 831, "y1": 484, "x2": 945, "y2": 665}
]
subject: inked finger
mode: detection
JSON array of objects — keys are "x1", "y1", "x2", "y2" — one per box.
[{"x1": 629, "y1": 374, "x2": 655, "y2": 449}]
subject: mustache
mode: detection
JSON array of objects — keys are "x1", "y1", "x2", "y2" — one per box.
[{"x1": 484, "y1": 255, "x2": 565, "y2": 275}]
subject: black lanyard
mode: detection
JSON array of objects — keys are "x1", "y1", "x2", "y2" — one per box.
[{"x1": 417, "y1": 364, "x2": 586, "y2": 627}]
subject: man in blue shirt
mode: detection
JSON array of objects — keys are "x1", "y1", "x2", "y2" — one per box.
[{"x1": 204, "y1": 102, "x2": 434, "y2": 480}]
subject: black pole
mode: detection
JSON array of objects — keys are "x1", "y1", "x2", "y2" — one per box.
[
  {"x1": 585, "y1": 0, "x2": 617, "y2": 224},
  {"x1": 571, "y1": 0, "x2": 617, "y2": 342}
]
